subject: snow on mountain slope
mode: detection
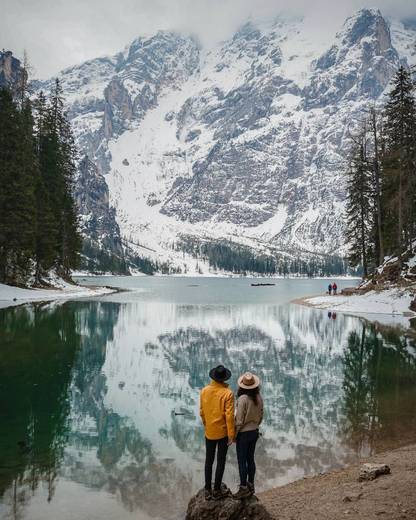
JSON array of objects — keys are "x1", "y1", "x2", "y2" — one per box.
[
  {"x1": 38, "y1": 9, "x2": 416, "y2": 273},
  {"x1": 390, "y1": 18, "x2": 416, "y2": 67}
]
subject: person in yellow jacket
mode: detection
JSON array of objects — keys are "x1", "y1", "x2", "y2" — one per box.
[{"x1": 200, "y1": 364, "x2": 235, "y2": 500}]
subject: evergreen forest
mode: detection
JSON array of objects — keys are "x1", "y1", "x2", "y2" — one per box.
[
  {"x1": 345, "y1": 66, "x2": 416, "y2": 277},
  {"x1": 0, "y1": 78, "x2": 81, "y2": 285}
]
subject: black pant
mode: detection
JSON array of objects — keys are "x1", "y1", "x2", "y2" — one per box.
[
  {"x1": 236, "y1": 430, "x2": 259, "y2": 486},
  {"x1": 205, "y1": 436, "x2": 228, "y2": 491}
]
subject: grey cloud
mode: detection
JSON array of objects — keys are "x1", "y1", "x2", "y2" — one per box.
[{"x1": 2, "y1": 0, "x2": 416, "y2": 78}]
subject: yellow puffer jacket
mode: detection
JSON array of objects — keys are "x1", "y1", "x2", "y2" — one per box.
[{"x1": 200, "y1": 381, "x2": 235, "y2": 440}]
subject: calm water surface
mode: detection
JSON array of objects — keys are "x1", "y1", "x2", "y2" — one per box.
[{"x1": 1, "y1": 277, "x2": 416, "y2": 520}]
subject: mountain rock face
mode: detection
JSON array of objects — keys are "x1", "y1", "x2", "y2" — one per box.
[
  {"x1": 75, "y1": 156, "x2": 127, "y2": 272},
  {"x1": 36, "y1": 9, "x2": 416, "y2": 273},
  {"x1": 38, "y1": 32, "x2": 200, "y2": 176},
  {"x1": 0, "y1": 51, "x2": 26, "y2": 95}
]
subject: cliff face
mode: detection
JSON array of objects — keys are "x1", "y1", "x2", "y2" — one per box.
[
  {"x1": 75, "y1": 156, "x2": 127, "y2": 273},
  {"x1": 34, "y1": 10, "x2": 416, "y2": 274},
  {"x1": 0, "y1": 51, "x2": 26, "y2": 96}
]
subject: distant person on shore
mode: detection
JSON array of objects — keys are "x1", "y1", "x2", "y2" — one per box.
[
  {"x1": 233, "y1": 372, "x2": 264, "y2": 499},
  {"x1": 200, "y1": 365, "x2": 235, "y2": 500},
  {"x1": 328, "y1": 283, "x2": 332, "y2": 295},
  {"x1": 332, "y1": 282, "x2": 338, "y2": 295}
]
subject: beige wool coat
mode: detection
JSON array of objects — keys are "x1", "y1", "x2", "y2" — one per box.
[{"x1": 235, "y1": 393, "x2": 263, "y2": 434}]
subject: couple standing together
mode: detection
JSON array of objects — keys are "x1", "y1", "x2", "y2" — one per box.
[{"x1": 200, "y1": 364, "x2": 263, "y2": 501}]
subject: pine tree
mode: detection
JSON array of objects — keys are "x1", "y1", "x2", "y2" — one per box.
[
  {"x1": 345, "y1": 129, "x2": 374, "y2": 277},
  {"x1": 18, "y1": 98, "x2": 38, "y2": 262},
  {"x1": 58, "y1": 108, "x2": 81, "y2": 273},
  {"x1": 368, "y1": 107, "x2": 385, "y2": 264},
  {"x1": 33, "y1": 90, "x2": 59, "y2": 277},
  {"x1": 49, "y1": 80, "x2": 81, "y2": 274},
  {"x1": 16, "y1": 50, "x2": 31, "y2": 109}
]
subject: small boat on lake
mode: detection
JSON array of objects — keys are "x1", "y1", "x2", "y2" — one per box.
[{"x1": 251, "y1": 283, "x2": 276, "y2": 286}]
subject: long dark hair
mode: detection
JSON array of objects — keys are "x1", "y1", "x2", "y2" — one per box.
[{"x1": 237, "y1": 386, "x2": 261, "y2": 404}]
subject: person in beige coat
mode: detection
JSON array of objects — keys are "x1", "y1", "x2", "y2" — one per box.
[{"x1": 233, "y1": 372, "x2": 263, "y2": 499}]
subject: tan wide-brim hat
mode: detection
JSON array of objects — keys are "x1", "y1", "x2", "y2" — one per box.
[{"x1": 238, "y1": 372, "x2": 260, "y2": 389}]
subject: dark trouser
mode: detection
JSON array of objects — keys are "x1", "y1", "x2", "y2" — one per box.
[
  {"x1": 205, "y1": 436, "x2": 229, "y2": 491},
  {"x1": 236, "y1": 430, "x2": 259, "y2": 486}
]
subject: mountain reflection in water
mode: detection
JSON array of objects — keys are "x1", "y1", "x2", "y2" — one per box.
[{"x1": 1, "y1": 297, "x2": 416, "y2": 520}]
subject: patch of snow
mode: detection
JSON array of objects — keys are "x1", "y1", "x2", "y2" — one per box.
[
  {"x1": 0, "y1": 282, "x2": 115, "y2": 310},
  {"x1": 246, "y1": 204, "x2": 288, "y2": 239},
  {"x1": 389, "y1": 19, "x2": 416, "y2": 67},
  {"x1": 304, "y1": 288, "x2": 415, "y2": 327},
  {"x1": 278, "y1": 16, "x2": 338, "y2": 88},
  {"x1": 407, "y1": 255, "x2": 416, "y2": 269}
]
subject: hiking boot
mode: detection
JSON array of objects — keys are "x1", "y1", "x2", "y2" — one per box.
[
  {"x1": 247, "y1": 482, "x2": 255, "y2": 495},
  {"x1": 204, "y1": 489, "x2": 213, "y2": 501},
  {"x1": 212, "y1": 484, "x2": 231, "y2": 500},
  {"x1": 233, "y1": 485, "x2": 251, "y2": 500}
]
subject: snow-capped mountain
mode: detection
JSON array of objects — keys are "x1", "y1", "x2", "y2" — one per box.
[{"x1": 37, "y1": 9, "x2": 416, "y2": 274}]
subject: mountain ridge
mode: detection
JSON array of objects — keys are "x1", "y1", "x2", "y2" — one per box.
[{"x1": 32, "y1": 8, "x2": 416, "y2": 275}]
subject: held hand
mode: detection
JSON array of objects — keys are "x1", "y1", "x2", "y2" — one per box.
[{"x1": 227, "y1": 437, "x2": 234, "y2": 446}]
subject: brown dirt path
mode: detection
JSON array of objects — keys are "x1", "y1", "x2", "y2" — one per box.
[{"x1": 258, "y1": 444, "x2": 416, "y2": 520}]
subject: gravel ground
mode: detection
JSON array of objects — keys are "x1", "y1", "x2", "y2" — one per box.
[{"x1": 259, "y1": 444, "x2": 416, "y2": 520}]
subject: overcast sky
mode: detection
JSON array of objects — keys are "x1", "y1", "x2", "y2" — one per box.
[{"x1": 2, "y1": 0, "x2": 416, "y2": 78}]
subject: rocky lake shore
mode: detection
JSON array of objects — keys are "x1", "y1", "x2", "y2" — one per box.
[
  {"x1": 258, "y1": 443, "x2": 416, "y2": 520},
  {"x1": 184, "y1": 443, "x2": 416, "y2": 520}
]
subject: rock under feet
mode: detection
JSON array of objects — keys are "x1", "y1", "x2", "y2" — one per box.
[{"x1": 185, "y1": 488, "x2": 271, "y2": 520}]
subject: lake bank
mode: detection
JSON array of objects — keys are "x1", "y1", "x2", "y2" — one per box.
[
  {"x1": 259, "y1": 443, "x2": 416, "y2": 520},
  {"x1": 294, "y1": 286, "x2": 416, "y2": 329},
  {"x1": 0, "y1": 281, "x2": 115, "y2": 309}
]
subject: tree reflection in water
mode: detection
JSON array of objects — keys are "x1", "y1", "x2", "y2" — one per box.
[
  {"x1": 342, "y1": 322, "x2": 416, "y2": 455},
  {"x1": 0, "y1": 302, "x2": 81, "y2": 519}
]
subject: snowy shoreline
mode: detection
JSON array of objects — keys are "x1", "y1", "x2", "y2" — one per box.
[
  {"x1": 0, "y1": 281, "x2": 116, "y2": 310},
  {"x1": 295, "y1": 287, "x2": 416, "y2": 328}
]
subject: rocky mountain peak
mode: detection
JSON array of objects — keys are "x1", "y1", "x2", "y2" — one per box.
[
  {"x1": 0, "y1": 50, "x2": 26, "y2": 95},
  {"x1": 213, "y1": 20, "x2": 283, "y2": 78},
  {"x1": 307, "y1": 9, "x2": 400, "y2": 107},
  {"x1": 119, "y1": 31, "x2": 200, "y2": 84},
  {"x1": 315, "y1": 8, "x2": 396, "y2": 71},
  {"x1": 343, "y1": 8, "x2": 387, "y2": 46},
  {"x1": 232, "y1": 21, "x2": 262, "y2": 43}
]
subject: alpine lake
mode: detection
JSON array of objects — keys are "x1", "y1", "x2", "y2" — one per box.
[{"x1": 1, "y1": 277, "x2": 416, "y2": 520}]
